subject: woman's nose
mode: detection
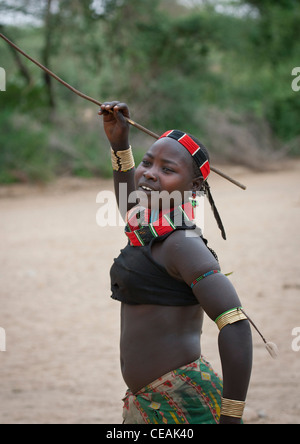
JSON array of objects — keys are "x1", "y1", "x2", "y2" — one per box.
[{"x1": 144, "y1": 168, "x2": 158, "y2": 181}]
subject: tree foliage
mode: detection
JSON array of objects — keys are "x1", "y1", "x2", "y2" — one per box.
[{"x1": 0, "y1": 0, "x2": 299, "y2": 182}]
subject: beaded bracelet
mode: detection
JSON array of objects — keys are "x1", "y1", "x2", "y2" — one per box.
[{"x1": 111, "y1": 146, "x2": 135, "y2": 172}]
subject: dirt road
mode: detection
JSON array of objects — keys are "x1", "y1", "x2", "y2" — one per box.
[{"x1": 0, "y1": 162, "x2": 299, "y2": 424}]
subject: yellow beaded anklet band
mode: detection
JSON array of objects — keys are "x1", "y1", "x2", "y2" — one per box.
[
  {"x1": 221, "y1": 397, "x2": 246, "y2": 419},
  {"x1": 111, "y1": 146, "x2": 135, "y2": 172},
  {"x1": 215, "y1": 307, "x2": 247, "y2": 331}
]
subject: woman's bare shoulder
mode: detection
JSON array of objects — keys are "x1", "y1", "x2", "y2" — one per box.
[
  {"x1": 163, "y1": 229, "x2": 213, "y2": 256},
  {"x1": 161, "y1": 229, "x2": 220, "y2": 279}
]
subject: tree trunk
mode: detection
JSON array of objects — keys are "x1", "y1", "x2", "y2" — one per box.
[{"x1": 42, "y1": 0, "x2": 55, "y2": 110}]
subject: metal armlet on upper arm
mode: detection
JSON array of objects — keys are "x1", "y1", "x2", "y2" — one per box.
[
  {"x1": 190, "y1": 271, "x2": 278, "y2": 358},
  {"x1": 215, "y1": 307, "x2": 248, "y2": 331}
]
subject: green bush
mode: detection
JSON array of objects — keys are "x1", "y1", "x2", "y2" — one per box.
[
  {"x1": 0, "y1": 110, "x2": 54, "y2": 183},
  {"x1": 1, "y1": 0, "x2": 300, "y2": 184}
]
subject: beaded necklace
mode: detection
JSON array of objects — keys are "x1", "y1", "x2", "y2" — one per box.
[{"x1": 125, "y1": 202, "x2": 196, "y2": 247}]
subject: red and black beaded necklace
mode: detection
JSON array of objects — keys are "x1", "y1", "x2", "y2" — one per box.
[{"x1": 125, "y1": 202, "x2": 196, "y2": 247}]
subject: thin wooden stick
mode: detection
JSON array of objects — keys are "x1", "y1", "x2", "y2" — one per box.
[
  {"x1": 209, "y1": 166, "x2": 246, "y2": 190},
  {"x1": 0, "y1": 32, "x2": 246, "y2": 190},
  {"x1": 0, "y1": 33, "x2": 160, "y2": 139},
  {"x1": 240, "y1": 308, "x2": 278, "y2": 359}
]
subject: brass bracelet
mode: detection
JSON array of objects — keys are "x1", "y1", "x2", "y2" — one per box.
[
  {"x1": 215, "y1": 307, "x2": 247, "y2": 331},
  {"x1": 221, "y1": 397, "x2": 246, "y2": 419},
  {"x1": 111, "y1": 146, "x2": 135, "y2": 172}
]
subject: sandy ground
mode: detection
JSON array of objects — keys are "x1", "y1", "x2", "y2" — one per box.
[{"x1": 0, "y1": 161, "x2": 300, "y2": 425}]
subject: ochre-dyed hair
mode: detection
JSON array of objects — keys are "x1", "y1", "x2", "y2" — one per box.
[{"x1": 187, "y1": 133, "x2": 226, "y2": 242}]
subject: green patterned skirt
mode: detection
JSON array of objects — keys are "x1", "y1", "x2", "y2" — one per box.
[{"x1": 122, "y1": 357, "x2": 223, "y2": 424}]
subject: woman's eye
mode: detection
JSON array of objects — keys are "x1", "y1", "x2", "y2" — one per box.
[
  {"x1": 163, "y1": 167, "x2": 174, "y2": 173},
  {"x1": 142, "y1": 160, "x2": 151, "y2": 167}
]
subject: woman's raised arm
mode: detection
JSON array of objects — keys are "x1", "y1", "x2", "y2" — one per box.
[{"x1": 99, "y1": 101, "x2": 137, "y2": 219}]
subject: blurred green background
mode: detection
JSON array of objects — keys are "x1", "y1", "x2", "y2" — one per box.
[{"x1": 0, "y1": 0, "x2": 299, "y2": 183}]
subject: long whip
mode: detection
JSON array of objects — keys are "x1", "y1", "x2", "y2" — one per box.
[{"x1": 0, "y1": 32, "x2": 246, "y2": 190}]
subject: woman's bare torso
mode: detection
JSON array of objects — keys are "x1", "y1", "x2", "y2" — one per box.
[
  {"x1": 120, "y1": 303, "x2": 204, "y2": 394},
  {"x1": 119, "y1": 229, "x2": 207, "y2": 394}
]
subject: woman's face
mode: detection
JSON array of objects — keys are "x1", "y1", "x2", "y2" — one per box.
[{"x1": 135, "y1": 138, "x2": 201, "y2": 209}]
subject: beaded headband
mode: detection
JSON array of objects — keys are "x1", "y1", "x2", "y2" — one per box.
[{"x1": 159, "y1": 130, "x2": 210, "y2": 181}]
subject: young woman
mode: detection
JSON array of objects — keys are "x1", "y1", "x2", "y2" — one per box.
[{"x1": 99, "y1": 101, "x2": 253, "y2": 425}]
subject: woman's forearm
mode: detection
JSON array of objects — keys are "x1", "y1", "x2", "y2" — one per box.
[
  {"x1": 99, "y1": 101, "x2": 137, "y2": 218},
  {"x1": 113, "y1": 169, "x2": 137, "y2": 219},
  {"x1": 218, "y1": 321, "x2": 253, "y2": 423}
]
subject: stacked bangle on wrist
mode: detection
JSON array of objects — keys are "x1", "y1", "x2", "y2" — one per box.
[
  {"x1": 111, "y1": 146, "x2": 135, "y2": 172},
  {"x1": 221, "y1": 397, "x2": 246, "y2": 419}
]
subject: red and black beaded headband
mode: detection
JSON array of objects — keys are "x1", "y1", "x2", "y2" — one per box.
[{"x1": 159, "y1": 130, "x2": 210, "y2": 181}]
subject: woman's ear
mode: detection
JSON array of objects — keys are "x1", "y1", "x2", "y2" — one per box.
[{"x1": 191, "y1": 176, "x2": 204, "y2": 193}]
